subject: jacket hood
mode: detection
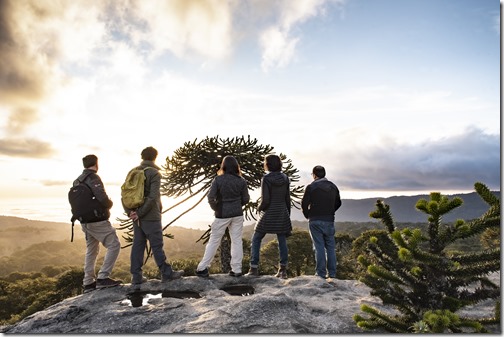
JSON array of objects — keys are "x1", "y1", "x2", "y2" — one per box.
[{"x1": 264, "y1": 171, "x2": 289, "y2": 186}]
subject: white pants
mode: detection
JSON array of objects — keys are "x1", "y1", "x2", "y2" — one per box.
[{"x1": 197, "y1": 216, "x2": 244, "y2": 273}]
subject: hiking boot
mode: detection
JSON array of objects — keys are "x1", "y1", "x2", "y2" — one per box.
[
  {"x1": 229, "y1": 271, "x2": 242, "y2": 277},
  {"x1": 274, "y1": 265, "x2": 288, "y2": 279},
  {"x1": 96, "y1": 277, "x2": 122, "y2": 289},
  {"x1": 162, "y1": 270, "x2": 184, "y2": 282},
  {"x1": 83, "y1": 281, "x2": 96, "y2": 293},
  {"x1": 195, "y1": 268, "x2": 209, "y2": 278},
  {"x1": 245, "y1": 267, "x2": 259, "y2": 277},
  {"x1": 131, "y1": 276, "x2": 148, "y2": 291},
  {"x1": 131, "y1": 276, "x2": 148, "y2": 284}
]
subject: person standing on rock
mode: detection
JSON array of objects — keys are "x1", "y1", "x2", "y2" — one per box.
[
  {"x1": 72, "y1": 154, "x2": 122, "y2": 293},
  {"x1": 123, "y1": 146, "x2": 184, "y2": 289},
  {"x1": 246, "y1": 154, "x2": 292, "y2": 279},
  {"x1": 195, "y1": 155, "x2": 250, "y2": 278},
  {"x1": 301, "y1": 165, "x2": 342, "y2": 280}
]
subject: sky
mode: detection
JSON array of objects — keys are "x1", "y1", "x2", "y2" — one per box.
[{"x1": 0, "y1": 0, "x2": 500, "y2": 229}]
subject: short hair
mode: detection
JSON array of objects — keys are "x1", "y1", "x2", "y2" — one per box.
[
  {"x1": 141, "y1": 146, "x2": 158, "y2": 161},
  {"x1": 218, "y1": 155, "x2": 241, "y2": 176},
  {"x1": 264, "y1": 154, "x2": 282, "y2": 172},
  {"x1": 312, "y1": 165, "x2": 326, "y2": 178},
  {"x1": 82, "y1": 154, "x2": 98, "y2": 168}
]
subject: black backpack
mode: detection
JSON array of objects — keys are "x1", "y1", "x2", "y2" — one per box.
[{"x1": 68, "y1": 173, "x2": 109, "y2": 241}]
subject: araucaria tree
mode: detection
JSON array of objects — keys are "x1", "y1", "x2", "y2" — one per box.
[{"x1": 353, "y1": 182, "x2": 500, "y2": 333}]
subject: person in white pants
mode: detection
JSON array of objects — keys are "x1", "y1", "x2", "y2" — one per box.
[{"x1": 196, "y1": 156, "x2": 250, "y2": 277}]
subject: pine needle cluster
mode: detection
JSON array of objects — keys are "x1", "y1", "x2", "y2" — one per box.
[{"x1": 353, "y1": 182, "x2": 500, "y2": 333}]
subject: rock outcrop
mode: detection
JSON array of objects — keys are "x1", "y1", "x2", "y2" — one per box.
[{"x1": 1, "y1": 274, "x2": 499, "y2": 334}]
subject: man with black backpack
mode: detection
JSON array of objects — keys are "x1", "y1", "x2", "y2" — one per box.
[{"x1": 70, "y1": 154, "x2": 122, "y2": 293}]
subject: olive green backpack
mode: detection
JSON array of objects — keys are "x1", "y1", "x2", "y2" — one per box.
[{"x1": 121, "y1": 167, "x2": 151, "y2": 209}]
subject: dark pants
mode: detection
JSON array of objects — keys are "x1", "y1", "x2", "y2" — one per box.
[
  {"x1": 130, "y1": 220, "x2": 172, "y2": 283},
  {"x1": 309, "y1": 220, "x2": 337, "y2": 278},
  {"x1": 250, "y1": 231, "x2": 288, "y2": 267}
]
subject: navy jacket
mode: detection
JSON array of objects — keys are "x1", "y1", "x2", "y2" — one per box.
[{"x1": 301, "y1": 178, "x2": 342, "y2": 222}]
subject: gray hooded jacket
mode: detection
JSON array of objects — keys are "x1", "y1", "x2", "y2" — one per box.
[{"x1": 208, "y1": 173, "x2": 250, "y2": 218}]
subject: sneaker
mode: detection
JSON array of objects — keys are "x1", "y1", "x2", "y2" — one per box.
[
  {"x1": 162, "y1": 270, "x2": 184, "y2": 282},
  {"x1": 96, "y1": 277, "x2": 122, "y2": 289},
  {"x1": 83, "y1": 281, "x2": 96, "y2": 293},
  {"x1": 195, "y1": 268, "x2": 209, "y2": 278},
  {"x1": 229, "y1": 271, "x2": 242, "y2": 277}
]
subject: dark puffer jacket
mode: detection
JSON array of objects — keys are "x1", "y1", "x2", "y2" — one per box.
[
  {"x1": 208, "y1": 173, "x2": 250, "y2": 218},
  {"x1": 255, "y1": 171, "x2": 292, "y2": 234}
]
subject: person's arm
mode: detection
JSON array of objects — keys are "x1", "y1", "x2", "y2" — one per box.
[
  {"x1": 334, "y1": 185, "x2": 342, "y2": 212},
  {"x1": 285, "y1": 180, "x2": 291, "y2": 215},
  {"x1": 257, "y1": 177, "x2": 270, "y2": 212},
  {"x1": 207, "y1": 178, "x2": 219, "y2": 211},
  {"x1": 87, "y1": 173, "x2": 113, "y2": 209},
  {"x1": 301, "y1": 185, "x2": 311, "y2": 219},
  {"x1": 241, "y1": 179, "x2": 250, "y2": 206}
]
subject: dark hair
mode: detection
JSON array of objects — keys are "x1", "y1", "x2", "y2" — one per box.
[
  {"x1": 141, "y1": 146, "x2": 158, "y2": 161},
  {"x1": 312, "y1": 165, "x2": 326, "y2": 178},
  {"x1": 218, "y1": 155, "x2": 241, "y2": 176},
  {"x1": 82, "y1": 154, "x2": 98, "y2": 168},
  {"x1": 264, "y1": 154, "x2": 282, "y2": 172}
]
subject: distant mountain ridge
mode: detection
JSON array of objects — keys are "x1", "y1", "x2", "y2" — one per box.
[{"x1": 290, "y1": 191, "x2": 500, "y2": 223}]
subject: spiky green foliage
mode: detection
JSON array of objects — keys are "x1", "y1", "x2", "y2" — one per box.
[
  {"x1": 160, "y1": 135, "x2": 302, "y2": 224},
  {"x1": 117, "y1": 135, "x2": 303, "y2": 267},
  {"x1": 354, "y1": 182, "x2": 500, "y2": 333}
]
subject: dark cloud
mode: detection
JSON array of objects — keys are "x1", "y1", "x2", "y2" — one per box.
[
  {"x1": 332, "y1": 127, "x2": 500, "y2": 192},
  {"x1": 7, "y1": 107, "x2": 38, "y2": 134},
  {"x1": 0, "y1": 137, "x2": 55, "y2": 158},
  {"x1": 0, "y1": 0, "x2": 49, "y2": 103}
]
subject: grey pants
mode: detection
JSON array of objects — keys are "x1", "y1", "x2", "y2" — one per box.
[
  {"x1": 130, "y1": 219, "x2": 173, "y2": 284},
  {"x1": 81, "y1": 220, "x2": 121, "y2": 286}
]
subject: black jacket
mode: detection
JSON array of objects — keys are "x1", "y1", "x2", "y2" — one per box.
[
  {"x1": 301, "y1": 177, "x2": 341, "y2": 222},
  {"x1": 255, "y1": 172, "x2": 292, "y2": 234}
]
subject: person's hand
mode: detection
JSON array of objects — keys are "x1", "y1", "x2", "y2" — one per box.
[{"x1": 129, "y1": 211, "x2": 139, "y2": 221}]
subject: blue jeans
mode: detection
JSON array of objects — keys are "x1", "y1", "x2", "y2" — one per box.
[
  {"x1": 250, "y1": 231, "x2": 288, "y2": 267},
  {"x1": 309, "y1": 220, "x2": 337, "y2": 278},
  {"x1": 131, "y1": 220, "x2": 173, "y2": 283}
]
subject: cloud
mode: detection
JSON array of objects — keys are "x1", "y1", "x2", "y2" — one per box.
[
  {"x1": 114, "y1": 0, "x2": 234, "y2": 60},
  {"x1": 258, "y1": 0, "x2": 345, "y2": 72},
  {"x1": 327, "y1": 127, "x2": 500, "y2": 192},
  {"x1": 7, "y1": 107, "x2": 38, "y2": 134},
  {"x1": 0, "y1": 138, "x2": 55, "y2": 158},
  {"x1": 0, "y1": 0, "x2": 51, "y2": 105},
  {"x1": 0, "y1": 0, "x2": 110, "y2": 162},
  {"x1": 39, "y1": 180, "x2": 68, "y2": 187}
]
